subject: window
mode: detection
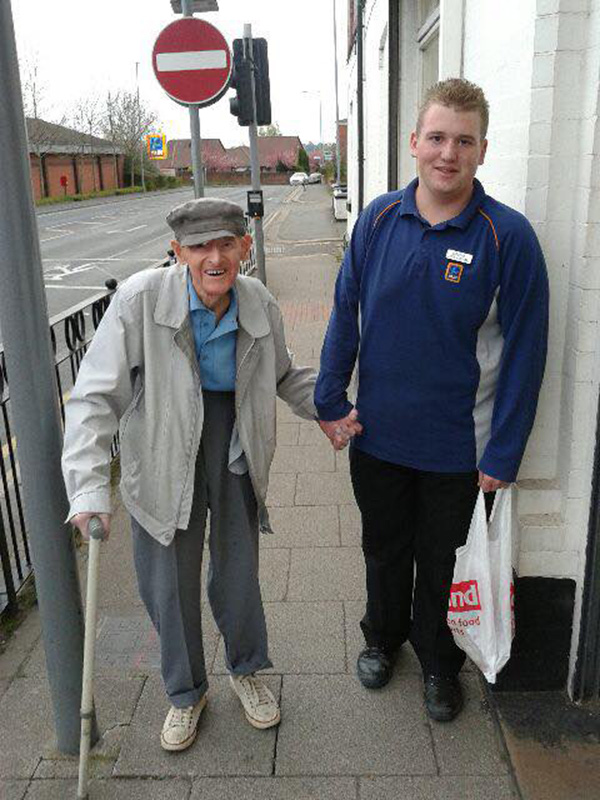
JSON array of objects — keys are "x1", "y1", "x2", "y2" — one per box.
[{"x1": 417, "y1": 2, "x2": 440, "y2": 98}]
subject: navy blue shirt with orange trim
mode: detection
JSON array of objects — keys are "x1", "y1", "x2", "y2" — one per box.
[{"x1": 315, "y1": 178, "x2": 549, "y2": 482}]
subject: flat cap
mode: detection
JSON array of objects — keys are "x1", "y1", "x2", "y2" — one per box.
[{"x1": 166, "y1": 198, "x2": 246, "y2": 246}]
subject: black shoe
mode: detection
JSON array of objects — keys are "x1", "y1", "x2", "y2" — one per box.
[
  {"x1": 356, "y1": 646, "x2": 395, "y2": 689},
  {"x1": 423, "y1": 674, "x2": 463, "y2": 722}
]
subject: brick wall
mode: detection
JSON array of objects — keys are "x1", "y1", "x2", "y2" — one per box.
[{"x1": 29, "y1": 153, "x2": 125, "y2": 200}]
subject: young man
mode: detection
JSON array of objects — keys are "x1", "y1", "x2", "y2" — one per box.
[
  {"x1": 63, "y1": 198, "x2": 318, "y2": 750},
  {"x1": 316, "y1": 79, "x2": 548, "y2": 721}
]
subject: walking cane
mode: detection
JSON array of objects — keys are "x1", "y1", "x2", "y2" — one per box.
[{"x1": 77, "y1": 516, "x2": 106, "y2": 800}]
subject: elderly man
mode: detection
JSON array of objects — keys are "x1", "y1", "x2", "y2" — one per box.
[
  {"x1": 63, "y1": 198, "x2": 318, "y2": 751},
  {"x1": 316, "y1": 79, "x2": 548, "y2": 721}
]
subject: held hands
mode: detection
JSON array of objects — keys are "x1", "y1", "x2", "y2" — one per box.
[
  {"x1": 70, "y1": 512, "x2": 111, "y2": 542},
  {"x1": 318, "y1": 408, "x2": 363, "y2": 451},
  {"x1": 478, "y1": 471, "x2": 510, "y2": 493}
]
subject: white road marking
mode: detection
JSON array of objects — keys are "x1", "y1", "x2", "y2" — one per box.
[
  {"x1": 40, "y1": 226, "x2": 73, "y2": 243},
  {"x1": 45, "y1": 284, "x2": 106, "y2": 290},
  {"x1": 156, "y1": 50, "x2": 227, "y2": 71},
  {"x1": 43, "y1": 257, "x2": 159, "y2": 262},
  {"x1": 106, "y1": 224, "x2": 148, "y2": 233}
]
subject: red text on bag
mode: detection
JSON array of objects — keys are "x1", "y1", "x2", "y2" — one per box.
[{"x1": 448, "y1": 580, "x2": 482, "y2": 612}]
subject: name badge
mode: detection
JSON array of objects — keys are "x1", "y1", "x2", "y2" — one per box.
[{"x1": 445, "y1": 249, "x2": 473, "y2": 264}]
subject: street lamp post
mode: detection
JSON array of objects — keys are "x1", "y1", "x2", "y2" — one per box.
[{"x1": 333, "y1": 0, "x2": 342, "y2": 185}]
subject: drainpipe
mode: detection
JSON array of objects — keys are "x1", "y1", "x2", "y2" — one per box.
[
  {"x1": 387, "y1": 0, "x2": 400, "y2": 191},
  {"x1": 357, "y1": 0, "x2": 365, "y2": 214},
  {"x1": 573, "y1": 389, "x2": 600, "y2": 700}
]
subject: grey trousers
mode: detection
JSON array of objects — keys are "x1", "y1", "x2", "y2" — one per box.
[{"x1": 131, "y1": 390, "x2": 272, "y2": 708}]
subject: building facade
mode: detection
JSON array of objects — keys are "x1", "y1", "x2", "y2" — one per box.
[
  {"x1": 345, "y1": 0, "x2": 600, "y2": 698},
  {"x1": 26, "y1": 119, "x2": 124, "y2": 201}
]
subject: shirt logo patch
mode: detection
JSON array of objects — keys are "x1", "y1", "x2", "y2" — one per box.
[
  {"x1": 446, "y1": 248, "x2": 473, "y2": 264},
  {"x1": 445, "y1": 262, "x2": 464, "y2": 283}
]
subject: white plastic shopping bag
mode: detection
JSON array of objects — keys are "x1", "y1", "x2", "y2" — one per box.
[{"x1": 447, "y1": 488, "x2": 515, "y2": 683}]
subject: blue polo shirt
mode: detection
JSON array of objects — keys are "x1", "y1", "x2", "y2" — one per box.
[
  {"x1": 187, "y1": 272, "x2": 238, "y2": 391},
  {"x1": 315, "y1": 178, "x2": 549, "y2": 483}
]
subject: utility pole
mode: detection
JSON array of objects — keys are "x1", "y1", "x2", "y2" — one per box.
[
  {"x1": 0, "y1": 0, "x2": 96, "y2": 755},
  {"x1": 182, "y1": 0, "x2": 205, "y2": 198},
  {"x1": 135, "y1": 62, "x2": 146, "y2": 192},
  {"x1": 244, "y1": 23, "x2": 267, "y2": 285},
  {"x1": 333, "y1": 0, "x2": 342, "y2": 185}
]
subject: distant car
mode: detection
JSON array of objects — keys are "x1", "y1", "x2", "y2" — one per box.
[
  {"x1": 289, "y1": 172, "x2": 309, "y2": 185},
  {"x1": 308, "y1": 172, "x2": 322, "y2": 184}
]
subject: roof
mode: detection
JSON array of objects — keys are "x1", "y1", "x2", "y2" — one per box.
[
  {"x1": 224, "y1": 145, "x2": 251, "y2": 169},
  {"x1": 26, "y1": 118, "x2": 122, "y2": 155},
  {"x1": 255, "y1": 136, "x2": 304, "y2": 168},
  {"x1": 162, "y1": 139, "x2": 228, "y2": 170}
]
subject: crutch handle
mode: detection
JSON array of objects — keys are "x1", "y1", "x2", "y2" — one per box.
[{"x1": 87, "y1": 515, "x2": 107, "y2": 541}]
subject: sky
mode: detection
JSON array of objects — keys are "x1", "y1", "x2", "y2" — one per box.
[{"x1": 11, "y1": 0, "x2": 348, "y2": 149}]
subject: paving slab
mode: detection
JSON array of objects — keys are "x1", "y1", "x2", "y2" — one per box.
[
  {"x1": 258, "y1": 548, "x2": 290, "y2": 602},
  {"x1": 114, "y1": 675, "x2": 280, "y2": 777},
  {"x1": 261, "y1": 506, "x2": 340, "y2": 548},
  {"x1": 359, "y1": 776, "x2": 517, "y2": 799},
  {"x1": 335, "y1": 448, "x2": 350, "y2": 472},
  {"x1": 190, "y1": 776, "x2": 358, "y2": 799},
  {"x1": 276, "y1": 401, "x2": 300, "y2": 424},
  {"x1": 213, "y1": 602, "x2": 345, "y2": 675},
  {"x1": 0, "y1": 780, "x2": 28, "y2": 800},
  {"x1": 0, "y1": 678, "x2": 55, "y2": 779},
  {"x1": 276, "y1": 674, "x2": 436, "y2": 776},
  {"x1": 298, "y1": 424, "x2": 325, "y2": 446},
  {"x1": 431, "y1": 675, "x2": 509, "y2": 775},
  {"x1": 29, "y1": 675, "x2": 145, "y2": 779},
  {"x1": 277, "y1": 423, "x2": 300, "y2": 446},
  {"x1": 23, "y1": 778, "x2": 191, "y2": 799},
  {"x1": 270, "y1": 445, "x2": 334, "y2": 474},
  {"x1": 266, "y1": 473, "x2": 297, "y2": 507},
  {"x1": 287, "y1": 547, "x2": 365, "y2": 601},
  {"x1": 0, "y1": 610, "x2": 42, "y2": 680},
  {"x1": 339, "y1": 503, "x2": 361, "y2": 546},
  {"x1": 295, "y1": 472, "x2": 355, "y2": 505},
  {"x1": 494, "y1": 690, "x2": 600, "y2": 800}
]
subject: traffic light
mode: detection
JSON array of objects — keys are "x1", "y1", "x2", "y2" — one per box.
[
  {"x1": 229, "y1": 38, "x2": 272, "y2": 127},
  {"x1": 252, "y1": 38, "x2": 272, "y2": 126},
  {"x1": 229, "y1": 39, "x2": 253, "y2": 126}
]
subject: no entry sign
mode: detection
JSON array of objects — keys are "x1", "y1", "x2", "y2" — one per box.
[{"x1": 152, "y1": 18, "x2": 232, "y2": 107}]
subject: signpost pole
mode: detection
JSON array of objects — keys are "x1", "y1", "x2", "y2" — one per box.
[
  {"x1": 189, "y1": 106, "x2": 205, "y2": 198},
  {"x1": 181, "y1": 0, "x2": 205, "y2": 198},
  {"x1": 0, "y1": 0, "x2": 96, "y2": 754},
  {"x1": 244, "y1": 24, "x2": 267, "y2": 285}
]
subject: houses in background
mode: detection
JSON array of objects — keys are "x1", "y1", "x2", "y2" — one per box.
[{"x1": 159, "y1": 135, "x2": 309, "y2": 184}]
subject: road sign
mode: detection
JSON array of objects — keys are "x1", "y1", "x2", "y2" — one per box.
[
  {"x1": 146, "y1": 134, "x2": 167, "y2": 159},
  {"x1": 152, "y1": 18, "x2": 232, "y2": 107}
]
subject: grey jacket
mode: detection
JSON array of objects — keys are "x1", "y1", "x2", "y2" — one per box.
[{"x1": 62, "y1": 265, "x2": 317, "y2": 545}]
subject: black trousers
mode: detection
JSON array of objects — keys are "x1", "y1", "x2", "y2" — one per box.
[{"x1": 350, "y1": 447, "x2": 493, "y2": 677}]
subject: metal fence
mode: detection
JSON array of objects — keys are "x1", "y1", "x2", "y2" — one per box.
[{"x1": 0, "y1": 243, "x2": 256, "y2": 616}]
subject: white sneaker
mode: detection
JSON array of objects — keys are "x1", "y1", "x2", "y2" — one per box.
[
  {"x1": 160, "y1": 695, "x2": 207, "y2": 751},
  {"x1": 229, "y1": 673, "x2": 281, "y2": 729}
]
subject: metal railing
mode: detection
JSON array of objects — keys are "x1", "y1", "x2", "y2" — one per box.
[{"x1": 0, "y1": 245, "x2": 256, "y2": 616}]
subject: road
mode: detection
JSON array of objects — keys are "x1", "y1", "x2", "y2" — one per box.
[{"x1": 34, "y1": 184, "x2": 294, "y2": 321}]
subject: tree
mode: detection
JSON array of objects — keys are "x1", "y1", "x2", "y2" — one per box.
[
  {"x1": 258, "y1": 122, "x2": 281, "y2": 137},
  {"x1": 21, "y1": 55, "x2": 69, "y2": 198},
  {"x1": 99, "y1": 91, "x2": 159, "y2": 187},
  {"x1": 296, "y1": 147, "x2": 310, "y2": 174},
  {"x1": 71, "y1": 96, "x2": 103, "y2": 193}
]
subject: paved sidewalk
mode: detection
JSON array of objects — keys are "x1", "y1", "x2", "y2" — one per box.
[{"x1": 0, "y1": 184, "x2": 518, "y2": 799}]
